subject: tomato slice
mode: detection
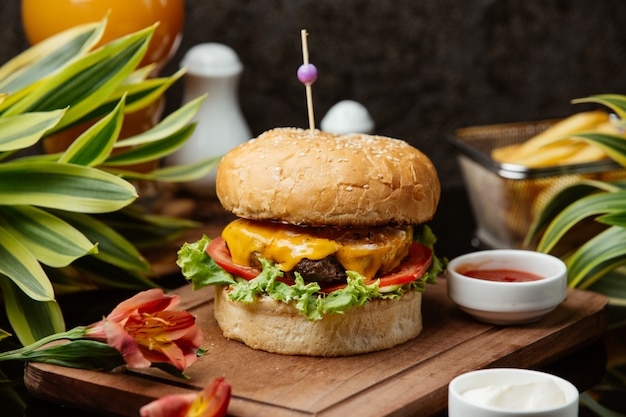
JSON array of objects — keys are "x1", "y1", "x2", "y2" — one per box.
[
  {"x1": 206, "y1": 237, "x2": 259, "y2": 280},
  {"x1": 374, "y1": 242, "x2": 432, "y2": 288},
  {"x1": 207, "y1": 237, "x2": 432, "y2": 292}
]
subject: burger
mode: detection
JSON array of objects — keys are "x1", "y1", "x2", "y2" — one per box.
[{"x1": 177, "y1": 127, "x2": 444, "y2": 357}]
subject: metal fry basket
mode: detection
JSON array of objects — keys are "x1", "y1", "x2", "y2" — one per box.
[{"x1": 448, "y1": 119, "x2": 626, "y2": 249}]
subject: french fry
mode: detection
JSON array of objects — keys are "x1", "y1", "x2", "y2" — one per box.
[
  {"x1": 491, "y1": 110, "x2": 611, "y2": 167},
  {"x1": 491, "y1": 143, "x2": 521, "y2": 162},
  {"x1": 502, "y1": 143, "x2": 584, "y2": 167},
  {"x1": 560, "y1": 143, "x2": 608, "y2": 164}
]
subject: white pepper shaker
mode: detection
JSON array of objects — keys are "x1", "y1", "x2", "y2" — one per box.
[{"x1": 167, "y1": 43, "x2": 251, "y2": 196}]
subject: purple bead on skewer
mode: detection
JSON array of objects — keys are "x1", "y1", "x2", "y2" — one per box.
[{"x1": 298, "y1": 63, "x2": 318, "y2": 85}]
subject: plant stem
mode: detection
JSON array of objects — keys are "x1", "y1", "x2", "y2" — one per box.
[{"x1": 0, "y1": 326, "x2": 88, "y2": 362}]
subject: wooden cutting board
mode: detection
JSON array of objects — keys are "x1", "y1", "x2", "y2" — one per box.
[{"x1": 24, "y1": 279, "x2": 607, "y2": 417}]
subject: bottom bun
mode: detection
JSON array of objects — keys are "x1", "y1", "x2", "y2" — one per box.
[{"x1": 213, "y1": 285, "x2": 423, "y2": 357}]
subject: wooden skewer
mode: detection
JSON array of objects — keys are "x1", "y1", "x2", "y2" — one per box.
[
  {"x1": 301, "y1": 29, "x2": 311, "y2": 65},
  {"x1": 300, "y1": 29, "x2": 317, "y2": 130}
]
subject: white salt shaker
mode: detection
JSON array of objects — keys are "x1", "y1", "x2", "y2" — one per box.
[
  {"x1": 320, "y1": 100, "x2": 374, "y2": 134},
  {"x1": 166, "y1": 43, "x2": 251, "y2": 196}
]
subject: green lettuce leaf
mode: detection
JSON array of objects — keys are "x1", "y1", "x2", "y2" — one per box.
[
  {"x1": 414, "y1": 224, "x2": 446, "y2": 284},
  {"x1": 176, "y1": 236, "x2": 235, "y2": 290},
  {"x1": 317, "y1": 272, "x2": 380, "y2": 315},
  {"x1": 228, "y1": 258, "x2": 287, "y2": 303}
]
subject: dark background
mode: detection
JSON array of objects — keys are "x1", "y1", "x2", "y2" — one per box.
[
  {"x1": 0, "y1": 2, "x2": 621, "y2": 414},
  {"x1": 3, "y1": 1, "x2": 626, "y2": 189},
  {"x1": 2, "y1": 0, "x2": 626, "y2": 255}
]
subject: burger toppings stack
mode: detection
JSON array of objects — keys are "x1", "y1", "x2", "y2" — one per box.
[{"x1": 177, "y1": 127, "x2": 445, "y2": 356}]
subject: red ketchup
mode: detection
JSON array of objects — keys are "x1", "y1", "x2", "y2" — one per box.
[{"x1": 459, "y1": 268, "x2": 543, "y2": 282}]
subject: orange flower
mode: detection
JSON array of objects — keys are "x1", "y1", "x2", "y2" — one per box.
[
  {"x1": 87, "y1": 289, "x2": 203, "y2": 371},
  {"x1": 139, "y1": 377, "x2": 231, "y2": 417}
]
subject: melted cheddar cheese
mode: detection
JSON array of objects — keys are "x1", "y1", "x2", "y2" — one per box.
[{"x1": 222, "y1": 219, "x2": 413, "y2": 279}]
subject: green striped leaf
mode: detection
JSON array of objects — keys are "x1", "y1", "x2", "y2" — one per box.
[
  {"x1": 41, "y1": 264, "x2": 94, "y2": 294},
  {"x1": 48, "y1": 210, "x2": 150, "y2": 274},
  {"x1": 45, "y1": 258, "x2": 154, "y2": 292},
  {"x1": 588, "y1": 267, "x2": 626, "y2": 308},
  {"x1": 2, "y1": 25, "x2": 154, "y2": 133},
  {"x1": 115, "y1": 94, "x2": 205, "y2": 147},
  {"x1": 114, "y1": 68, "x2": 185, "y2": 114},
  {"x1": 103, "y1": 123, "x2": 196, "y2": 166},
  {"x1": 0, "y1": 21, "x2": 102, "y2": 94},
  {"x1": 0, "y1": 160, "x2": 137, "y2": 213},
  {"x1": 567, "y1": 132, "x2": 626, "y2": 167},
  {"x1": 124, "y1": 65, "x2": 154, "y2": 84},
  {"x1": 70, "y1": 256, "x2": 155, "y2": 290},
  {"x1": 58, "y1": 96, "x2": 125, "y2": 166},
  {"x1": 67, "y1": 69, "x2": 185, "y2": 129},
  {"x1": 572, "y1": 94, "x2": 626, "y2": 119},
  {"x1": 0, "y1": 205, "x2": 97, "y2": 268},
  {"x1": 596, "y1": 211, "x2": 626, "y2": 228},
  {"x1": 0, "y1": 109, "x2": 64, "y2": 152},
  {"x1": 108, "y1": 155, "x2": 221, "y2": 182},
  {"x1": 537, "y1": 190, "x2": 626, "y2": 253},
  {"x1": 567, "y1": 226, "x2": 626, "y2": 289},
  {"x1": 526, "y1": 180, "x2": 624, "y2": 246},
  {"x1": 0, "y1": 152, "x2": 58, "y2": 165},
  {"x1": 0, "y1": 279, "x2": 65, "y2": 345},
  {"x1": 0, "y1": 226, "x2": 54, "y2": 302},
  {"x1": 96, "y1": 206, "x2": 199, "y2": 249}
]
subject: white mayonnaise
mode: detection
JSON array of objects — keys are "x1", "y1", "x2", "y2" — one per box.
[{"x1": 461, "y1": 379, "x2": 566, "y2": 410}]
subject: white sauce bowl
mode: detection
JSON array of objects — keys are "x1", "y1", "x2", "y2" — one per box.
[{"x1": 449, "y1": 368, "x2": 579, "y2": 417}]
